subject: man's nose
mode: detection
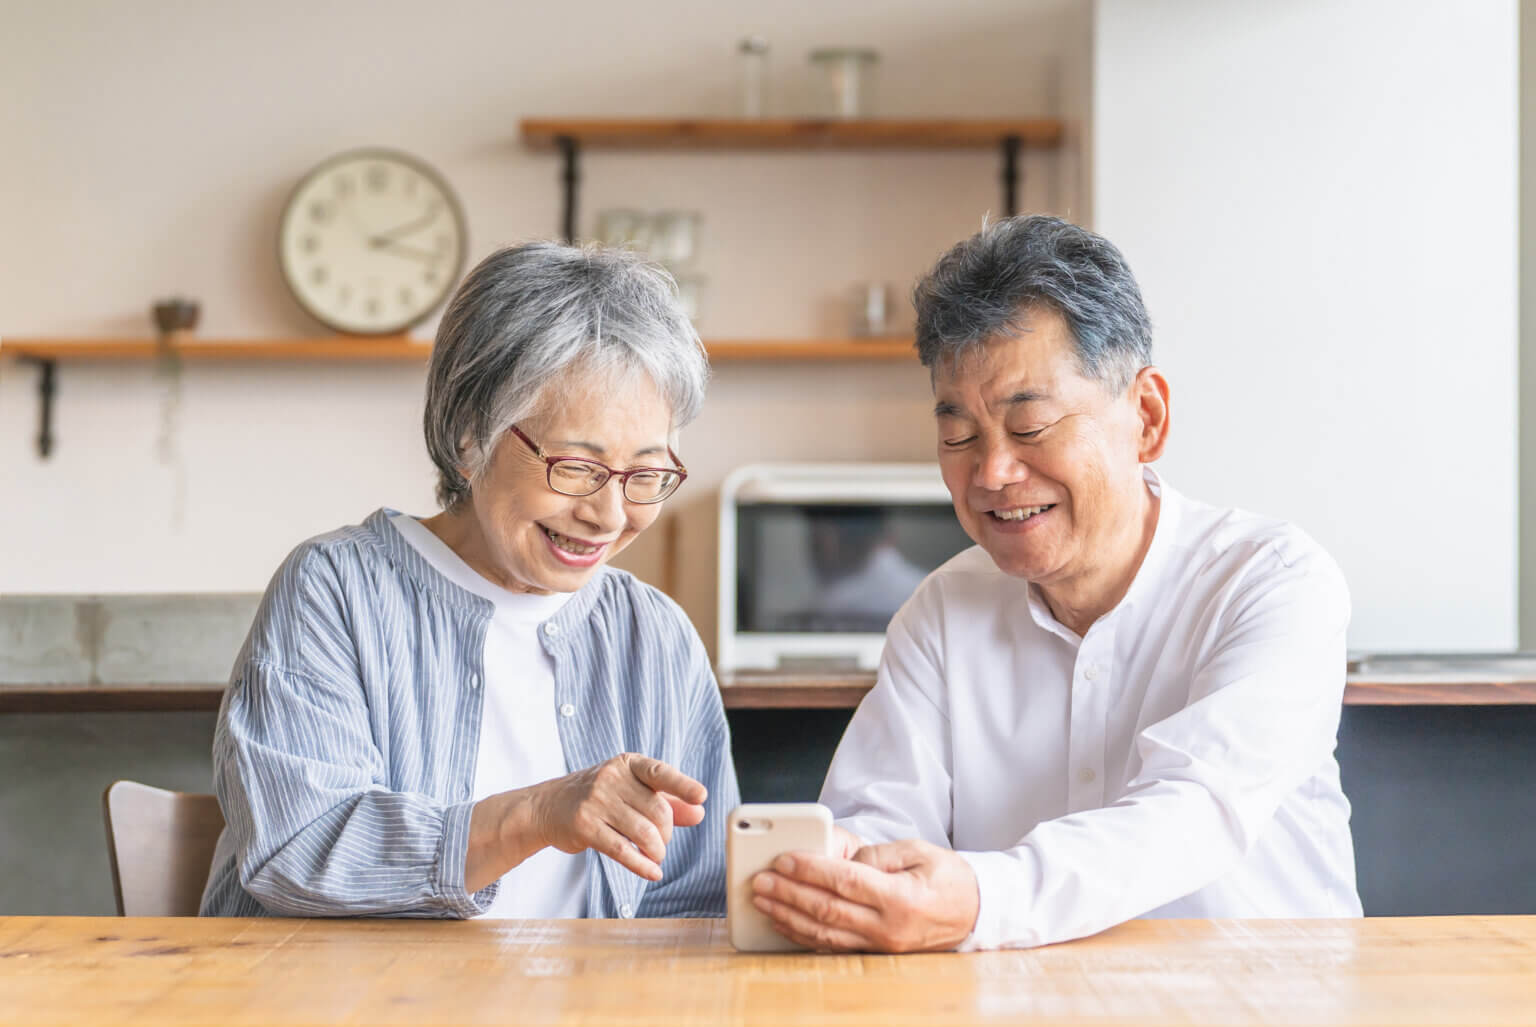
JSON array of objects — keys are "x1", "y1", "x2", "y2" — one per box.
[{"x1": 973, "y1": 435, "x2": 1028, "y2": 492}]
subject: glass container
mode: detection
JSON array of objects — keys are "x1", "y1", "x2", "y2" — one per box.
[
  {"x1": 808, "y1": 48, "x2": 880, "y2": 119},
  {"x1": 738, "y1": 36, "x2": 769, "y2": 118}
]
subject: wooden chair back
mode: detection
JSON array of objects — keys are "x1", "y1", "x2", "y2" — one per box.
[{"x1": 102, "y1": 780, "x2": 225, "y2": 916}]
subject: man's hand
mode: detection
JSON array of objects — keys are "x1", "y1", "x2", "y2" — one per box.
[
  {"x1": 832, "y1": 825, "x2": 864, "y2": 860},
  {"x1": 531, "y1": 753, "x2": 707, "y2": 881},
  {"x1": 751, "y1": 838, "x2": 980, "y2": 953}
]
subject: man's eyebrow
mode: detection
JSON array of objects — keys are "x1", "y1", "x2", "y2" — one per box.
[
  {"x1": 933, "y1": 389, "x2": 1051, "y2": 418},
  {"x1": 1004, "y1": 389, "x2": 1051, "y2": 406}
]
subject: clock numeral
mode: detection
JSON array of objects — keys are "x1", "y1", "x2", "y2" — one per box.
[
  {"x1": 338, "y1": 284, "x2": 352, "y2": 306},
  {"x1": 302, "y1": 234, "x2": 320, "y2": 253},
  {"x1": 335, "y1": 175, "x2": 354, "y2": 196},
  {"x1": 404, "y1": 176, "x2": 418, "y2": 197},
  {"x1": 309, "y1": 202, "x2": 329, "y2": 223},
  {"x1": 423, "y1": 269, "x2": 438, "y2": 285},
  {"x1": 310, "y1": 266, "x2": 328, "y2": 286},
  {"x1": 367, "y1": 165, "x2": 388, "y2": 191},
  {"x1": 366, "y1": 298, "x2": 382, "y2": 317},
  {"x1": 399, "y1": 286, "x2": 415, "y2": 307}
]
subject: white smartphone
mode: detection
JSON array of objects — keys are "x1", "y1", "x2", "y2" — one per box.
[{"x1": 727, "y1": 802, "x2": 834, "y2": 952}]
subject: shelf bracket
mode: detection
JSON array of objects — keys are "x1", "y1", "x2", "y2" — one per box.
[
  {"x1": 1000, "y1": 135, "x2": 1022, "y2": 217},
  {"x1": 557, "y1": 135, "x2": 580, "y2": 243},
  {"x1": 19, "y1": 356, "x2": 57, "y2": 459}
]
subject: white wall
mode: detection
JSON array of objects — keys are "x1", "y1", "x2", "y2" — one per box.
[
  {"x1": 1522, "y1": 0, "x2": 1536, "y2": 648},
  {"x1": 1094, "y1": 0, "x2": 1518, "y2": 652},
  {"x1": 0, "y1": 0, "x2": 1091, "y2": 654}
]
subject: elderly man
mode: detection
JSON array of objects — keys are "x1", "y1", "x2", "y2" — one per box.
[{"x1": 752, "y1": 215, "x2": 1362, "y2": 951}]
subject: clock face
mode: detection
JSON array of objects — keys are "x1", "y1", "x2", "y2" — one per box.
[{"x1": 278, "y1": 148, "x2": 467, "y2": 335}]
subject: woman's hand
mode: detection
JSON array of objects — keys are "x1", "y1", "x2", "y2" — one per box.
[
  {"x1": 531, "y1": 754, "x2": 707, "y2": 881},
  {"x1": 464, "y1": 753, "x2": 707, "y2": 892}
]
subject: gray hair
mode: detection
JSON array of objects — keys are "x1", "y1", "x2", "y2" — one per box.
[
  {"x1": 912, "y1": 215, "x2": 1152, "y2": 389},
  {"x1": 424, "y1": 241, "x2": 709, "y2": 510}
]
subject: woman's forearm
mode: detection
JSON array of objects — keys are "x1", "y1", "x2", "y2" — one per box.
[{"x1": 465, "y1": 786, "x2": 547, "y2": 893}]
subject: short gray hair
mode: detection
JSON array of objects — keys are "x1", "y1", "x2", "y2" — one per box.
[
  {"x1": 912, "y1": 215, "x2": 1152, "y2": 389},
  {"x1": 424, "y1": 241, "x2": 709, "y2": 510}
]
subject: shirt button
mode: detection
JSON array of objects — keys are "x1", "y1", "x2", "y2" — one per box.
[
  {"x1": 1083, "y1": 664, "x2": 1100, "y2": 681},
  {"x1": 467, "y1": 672, "x2": 481, "y2": 689},
  {"x1": 1078, "y1": 767, "x2": 1097, "y2": 784},
  {"x1": 559, "y1": 703, "x2": 576, "y2": 718},
  {"x1": 619, "y1": 903, "x2": 634, "y2": 918},
  {"x1": 543, "y1": 622, "x2": 560, "y2": 638}
]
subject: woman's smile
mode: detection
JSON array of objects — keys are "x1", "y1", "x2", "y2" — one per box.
[{"x1": 540, "y1": 524, "x2": 610, "y2": 566}]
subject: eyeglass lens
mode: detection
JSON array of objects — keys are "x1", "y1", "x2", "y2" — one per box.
[{"x1": 547, "y1": 460, "x2": 679, "y2": 503}]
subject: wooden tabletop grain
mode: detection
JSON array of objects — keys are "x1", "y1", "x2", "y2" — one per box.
[{"x1": 2, "y1": 915, "x2": 1533, "y2": 1025}]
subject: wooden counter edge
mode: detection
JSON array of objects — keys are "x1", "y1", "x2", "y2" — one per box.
[{"x1": 5, "y1": 677, "x2": 1536, "y2": 714}]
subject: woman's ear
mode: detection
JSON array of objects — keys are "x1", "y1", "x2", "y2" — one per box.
[{"x1": 1132, "y1": 366, "x2": 1171, "y2": 463}]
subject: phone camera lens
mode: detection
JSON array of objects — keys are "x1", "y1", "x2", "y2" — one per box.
[{"x1": 736, "y1": 820, "x2": 750, "y2": 830}]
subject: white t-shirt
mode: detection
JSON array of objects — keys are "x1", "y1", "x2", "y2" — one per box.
[
  {"x1": 820, "y1": 468, "x2": 1362, "y2": 949},
  {"x1": 390, "y1": 513, "x2": 588, "y2": 918}
]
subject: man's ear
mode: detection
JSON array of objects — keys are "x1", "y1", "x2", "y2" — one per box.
[{"x1": 1131, "y1": 366, "x2": 1171, "y2": 463}]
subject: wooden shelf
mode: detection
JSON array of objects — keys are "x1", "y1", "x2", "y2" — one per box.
[
  {"x1": 0, "y1": 335, "x2": 913, "y2": 457},
  {"x1": 0, "y1": 337, "x2": 430, "y2": 362},
  {"x1": 0, "y1": 337, "x2": 914, "y2": 364},
  {"x1": 520, "y1": 117, "x2": 1063, "y2": 150}
]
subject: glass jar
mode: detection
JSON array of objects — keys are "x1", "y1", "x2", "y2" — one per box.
[
  {"x1": 808, "y1": 48, "x2": 879, "y2": 119},
  {"x1": 738, "y1": 36, "x2": 769, "y2": 118}
]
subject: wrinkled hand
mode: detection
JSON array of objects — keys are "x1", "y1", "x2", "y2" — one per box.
[
  {"x1": 751, "y1": 838, "x2": 979, "y2": 952},
  {"x1": 832, "y1": 825, "x2": 864, "y2": 860},
  {"x1": 532, "y1": 753, "x2": 706, "y2": 881}
]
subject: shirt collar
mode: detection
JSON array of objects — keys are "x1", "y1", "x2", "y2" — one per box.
[
  {"x1": 1121, "y1": 465, "x2": 1181, "y2": 615},
  {"x1": 360, "y1": 508, "x2": 607, "y2": 626}
]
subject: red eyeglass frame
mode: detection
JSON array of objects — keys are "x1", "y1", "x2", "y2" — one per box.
[{"x1": 508, "y1": 424, "x2": 687, "y2": 503}]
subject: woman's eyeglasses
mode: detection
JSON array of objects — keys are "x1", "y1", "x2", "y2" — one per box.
[{"x1": 508, "y1": 425, "x2": 686, "y2": 504}]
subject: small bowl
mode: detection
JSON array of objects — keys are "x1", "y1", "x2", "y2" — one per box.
[{"x1": 152, "y1": 298, "x2": 201, "y2": 335}]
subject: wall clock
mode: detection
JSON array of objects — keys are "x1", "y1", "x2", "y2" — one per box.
[{"x1": 278, "y1": 148, "x2": 468, "y2": 335}]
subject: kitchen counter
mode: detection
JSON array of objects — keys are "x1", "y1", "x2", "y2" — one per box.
[
  {"x1": 7, "y1": 658, "x2": 1536, "y2": 713},
  {"x1": 5, "y1": 597, "x2": 1536, "y2": 710}
]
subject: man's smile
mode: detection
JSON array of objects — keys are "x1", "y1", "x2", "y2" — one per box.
[{"x1": 989, "y1": 504, "x2": 1055, "y2": 522}]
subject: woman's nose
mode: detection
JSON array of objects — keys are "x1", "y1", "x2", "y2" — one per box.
[{"x1": 576, "y1": 476, "x2": 628, "y2": 529}]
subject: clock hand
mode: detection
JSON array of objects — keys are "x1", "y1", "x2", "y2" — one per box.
[
  {"x1": 369, "y1": 204, "x2": 441, "y2": 246},
  {"x1": 373, "y1": 240, "x2": 439, "y2": 263}
]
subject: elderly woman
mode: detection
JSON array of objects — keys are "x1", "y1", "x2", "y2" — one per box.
[{"x1": 200, "y1": 242, "x2": 738, "y2": 919}]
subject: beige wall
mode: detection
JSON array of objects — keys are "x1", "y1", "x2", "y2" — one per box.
[{"x1": 0, "y1": 0, "x2": 1089, "y2": 658}]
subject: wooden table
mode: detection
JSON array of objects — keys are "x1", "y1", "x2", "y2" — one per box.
[{"x1": 2, "y1": 916, "x2": 1533, "y2": 1025}]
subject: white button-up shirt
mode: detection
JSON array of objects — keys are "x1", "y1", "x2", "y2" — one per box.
[{"x1": 820, "y1": 470, "x2": 1362, "y2": 950}]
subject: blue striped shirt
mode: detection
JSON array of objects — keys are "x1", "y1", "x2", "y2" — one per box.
[{"x1": 199, "y1": 508, "x2": 738, "y2": 919}]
